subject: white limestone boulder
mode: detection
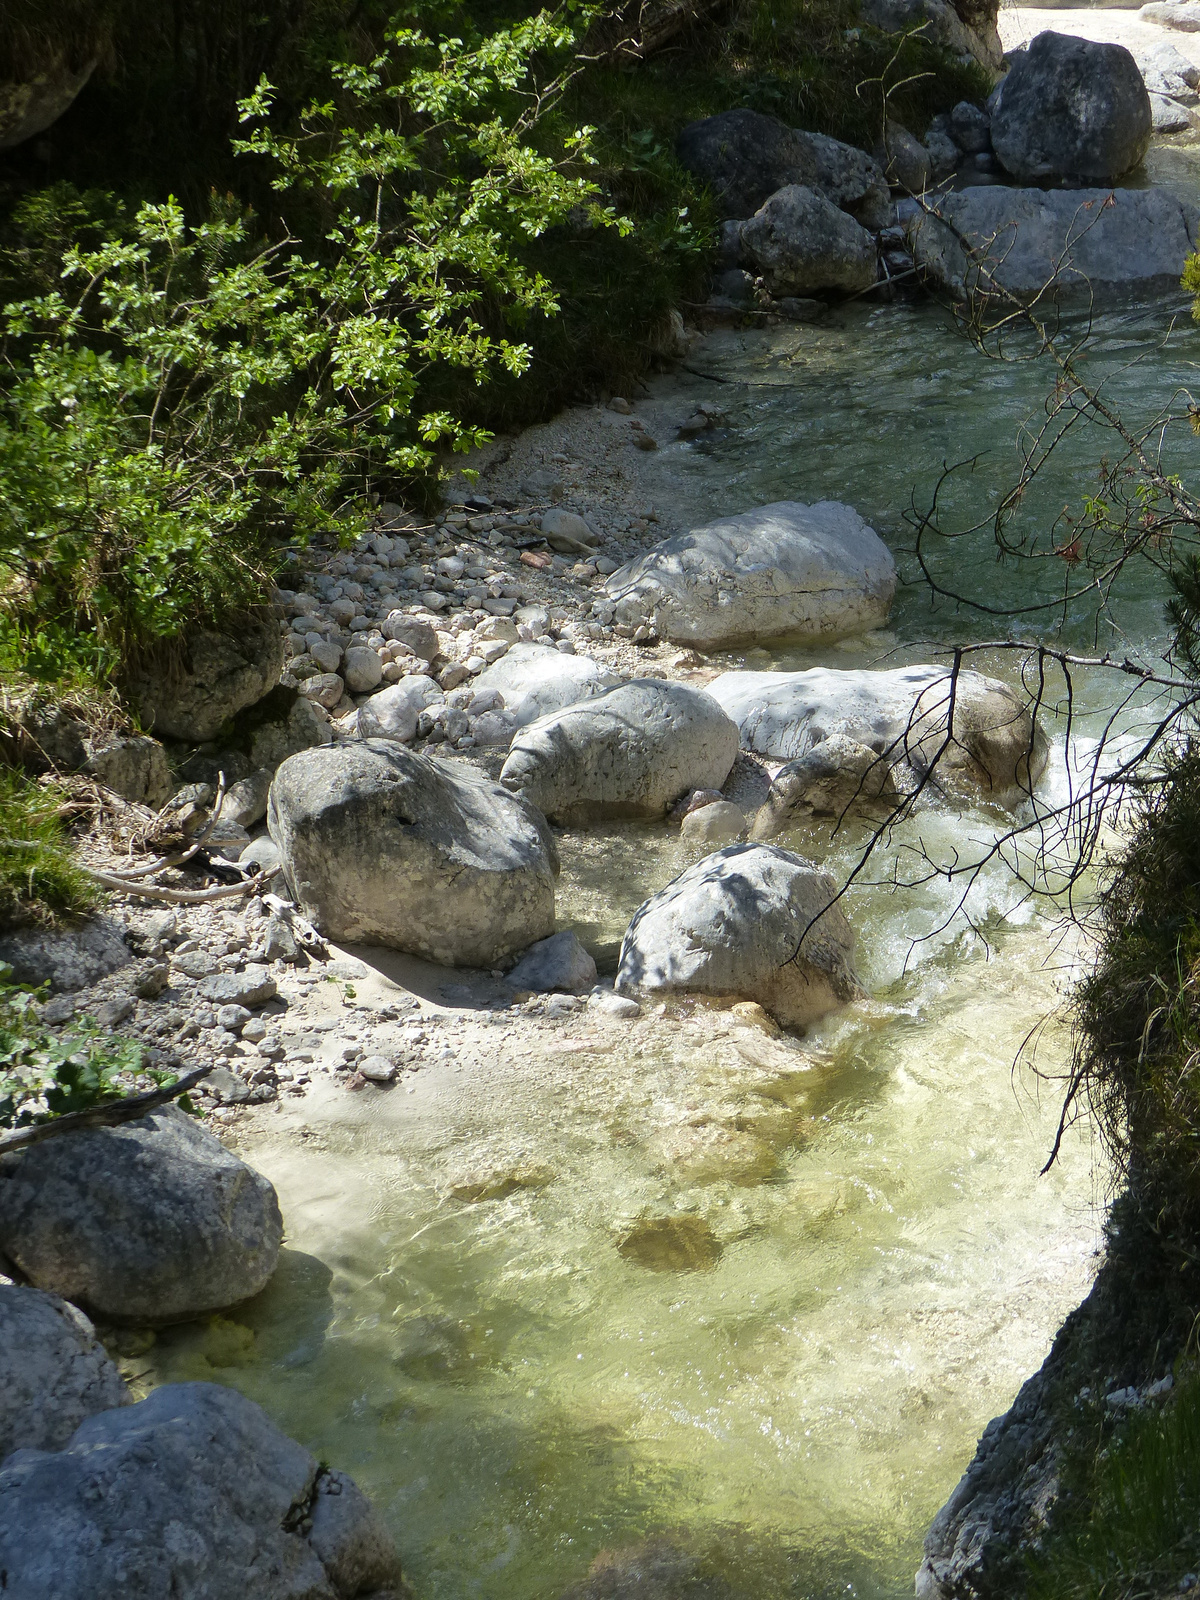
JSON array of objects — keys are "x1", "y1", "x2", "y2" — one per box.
[
  {"x1": 471, "y1": 642, "x2": 623, "y2": 727},
  {"x1": 0, "y1": 1285, "x2": 130, "y2": 1460},
  {"x1": 615, "y1": 843, "x2": 859, "y2": 1029},
  {"x1": 603, "y1": 501, "x2": 896, "y2": 652}
]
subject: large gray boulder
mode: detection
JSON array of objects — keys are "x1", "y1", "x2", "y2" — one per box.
[
  {"x1": 500, "y1": 681, "x2": 739, "y2": 825},
  {"x1": 472, "y1": 643, "x2": 623, "y2": 727},
  {"x1": 0, "y1": 55, "x2": 98, "y2": 151},
  {"x1": 1141, "y1": 1, "x2": 1200, "y2": 29},
  {"x1": 83, "y1": 734, "x2": 173, "y2": 807},
  {"x1": 0, "y1": 1105, "x2": 283, "y2": 1324},
  {"x1": 238, "y1": 687, "x2": 333, "y2": 773},
  {"x1": 603, "y1": 501, "x2": 896, "y2": 652},
  {"x1": 859, "y1": 0, "x2": 1003, "y2": 74},
  {"x1": 127, "y1": 615, "x2": 285, "y2": 744},
  {"x1": 0, "y1": 913, "x2": 130, "y2": 991},
  {"x1": 268, "y1": 740, "x2": 558, "y2": 966},
  {"x1": 616, "y1": 843, "x2": 859, "y2": 1029},
  {"x1": 708, "y1": 665, "x2": 1048, "y2": 808},
  {"x1": 0, "y1": 1285, "x2": 130, "y2": 1460},
  {"x1": 990, "y1": 32, "x2": 1151, "y2": 185},
  {"x1": 739, "y1": 185, "x2": 877, "y2": 297},
  {"x1": 0, "y1": 1381, "x2": 402, "y2": 1599},
  {"x1": 905, "y1": 185, "x2": 1199, "y2": 300},
  {"x1": 676, "y1": 109, "x2": 891, "y2": 226}
]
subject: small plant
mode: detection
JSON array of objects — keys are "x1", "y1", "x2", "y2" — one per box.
[
  {"x1": 0, "y1": 963, "x2": 172, "y2": 1131},
  {"x1": 0, "y1": 768, "x2": 97, "y2": 931}
]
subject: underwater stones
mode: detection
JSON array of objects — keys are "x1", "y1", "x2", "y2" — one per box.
[
  {"x1": 557, "y1": 1534, "x2": 741, "y2": 1600},
  {"x1": 709, "y1": 665, "x2": 1048, "y2": 808},
  {"x1": 356, "y1": 674, "x2": 443, "y2": 743},
  {"x1": 472, "y1": 642, "x2": 622, "y2": 727},
  {"x1": 905, "y1": 184, "x2": 1200, "y2": 300},
  {"x1": 989, "y1": 32, "x2": 1151, "y2": 186},
  {"x1": 268, "y1": 740, "x2": 558, "y2": 966},
  {"x1": 505, "y1": 930, "x2": 598, "y2": 994},
  {"x1": 500, "y1": 680, "x2": 739, "y2": 825},
  {"x1": 616, "y1": 843, "x2": 859, "y2": 1030},
  {"x1": 126, "y1": 614, "x2": 285, "y2": 744},
  {"x1": 0, "y1": 1381, "x2": 403, "y2": 1600},
  {"x1": 617, "y1": 1215, "x2": 723, "y2": 1271},
  {"x1": 603, "y1": 501, "x2": 896, "y2": 652},
  {"x1": 0, "y1": 1285, "x2": 130, "y2": 1459},
  {"x1": 0, "y1": 1104, "x2": 282, "y2": 1324},
  {"x1": 738, "y1": 185, "x2": 877, "y2": 297}
]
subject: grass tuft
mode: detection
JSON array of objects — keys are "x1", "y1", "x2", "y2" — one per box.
[{"x1": 0, "y1": 769, "x2": 97, "y2": 932}]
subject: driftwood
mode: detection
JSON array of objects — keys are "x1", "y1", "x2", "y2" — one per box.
[{"x1": 0, "y1": 1062, "x2": 216, "y2": 1156}]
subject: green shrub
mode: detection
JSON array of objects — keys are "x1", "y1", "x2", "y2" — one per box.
[{"x1": 0, "y1": 769, "x2": 97, "y2": 931}]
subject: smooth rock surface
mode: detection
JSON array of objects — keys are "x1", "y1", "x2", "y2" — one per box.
[
  {"x1": 604, "y1": 501, "x2": 896, "y2": 651},
  {"x1": 268, "y1": 740, "x2": 558, "y2": 967},
  {"x1": 708, "y1": 665, "x2": 1048, "y2": 805},
  {"x1": 501, "y1": 681, "x2": 739, "y2": 825},
  {"x1": 473, "y1": 642, "x2": 623, "y2": 727},
  {"x1": 127, "y1": 615, "x2": 285, "y2": 744},
  {"x1": 905, "y1": 184, "x2": 1199, "y2": 298},
  {"x1": 505, "y1": 930, "x2": 598, "y2": 994},
  {"x1": 990, "y1": 30, "x2": 1151, "y2": 183},
  {"x1": 1141, "y1": 0, "x2": 1200, "y2": 28},
  {"x1": 739, "y1": 185, "x2": 878, "y2": 296},
  {"x1": 357, "y1": 675, "x2": 444, "y2": 742},
  {"x1": 616, "y1": 843, "x2": 859, "y2": 1029},
  {"x1": 0, "y1": 1381, "x2": 402, "y2": 1599},
  {"x1": 0, "y1": 1285, "x2": 130, "y2": 1460},
  {"x1": 0, "y1": 1104, "x2": 283, "y2": 1324},
  {"x1": 679, "y1": 799, "x2": 747, "y2": 844}
]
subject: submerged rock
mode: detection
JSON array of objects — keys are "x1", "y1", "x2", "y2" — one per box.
[
  {"x1": 500, "y1": 680, "x2": 739, "y2": 825},
  {"x1": 989, "y1": 31, "x2": 1151, "y2": 185},
  {"x1": 616, "y1": 843, "x2": 859, "y2": 1029},
  {"x1": 709, "y1": 665, "x2": 1048, "y2": 809},
  {"x1": 269, "y1": 740, "x2": 558, "y2": 967},
  {"x1": 0, "y1": 1105, "x2": 283, "y2": 1324},
  {"x1": 906, "y1": 184, "x2": 1200, "y2": 300},
  {"x1": 603, "y1": 501, "x2": 896, "y2": 652},
  {"x1": 0, "y1": 1381, "x2": 403, "y2": 1599},
  {"x1": 0, "y1": 1285, "x2": 130, "y2": 1459},
  {"x1": 472, "y1": 642, "x2": 622, "y2": 727},
  {"x1": 617, "y1": 1215, "x2": 724, "y2": 1272}
]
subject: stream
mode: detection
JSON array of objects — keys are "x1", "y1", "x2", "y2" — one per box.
[{"x1": 146, "y1": 284, "x2": 1200, "y2": 1596}]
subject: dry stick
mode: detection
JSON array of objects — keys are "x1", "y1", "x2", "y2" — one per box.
[
  {"x1": 90, "y1": 869, "x2": 268, "y2": 904},
  {"x1": 0, "y1": 1063, "x2": 216, "y2": 1156}
]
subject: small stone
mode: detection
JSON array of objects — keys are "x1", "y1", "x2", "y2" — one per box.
[
  {"x1": 633, "y1": 434, "x2": 658, "y2": 451},
  {"x1": 241, "y1": 1018, "x2": 268, "y2": 1044},
  {"x1": 617, "y1": 1215, "x2": 722, "y2": 1271},
  {"x1": 94, "y1": 996, "x2": 134, "y2": 1028},
  {"x1": 195, "y1": 967, "x2": 278, "y2": 1008},
  {"x1": 608, "y1": 396, "x2": 632, "y2": 413},
  {"x1": 132, "y1": 962, "x2": 170, "y2": 1000},
  {"x1": 343, "y1": 646, "x2": 383, "y2": 693},
  {"x1": 262, "y1": 916, "x2": 300, "y2": 964},
  {"x1": 217, "y1": 1005, "x2": 252, "y2": 1035},
  {"x1": 204, "y1": 1065, "x2": 252, "y2": 1105},
  {"x1": 38, "y1": 995, "x2": 76, "y2": 1025},
  {"x1": 587, "y1": 990, "x2": 641, "y2": 1019},
  {"x1": 310, "y1": 640, "x2": 343, "y2": 674},
  {"x1": 299, "y1": 673, "x2": 345, "y2": 709},
  {"x1": 358, "y1": 1055, "x2": 398, "y2": 1083},
  {"x1": 439, "y1": 662, "x2": 471, "y2": 691},
  {"x1": 173, "y1": 950, "x2": 217, "y2": 980}
]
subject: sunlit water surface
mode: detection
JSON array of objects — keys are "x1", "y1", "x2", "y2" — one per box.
[{"x1": 146, "y1": 290, "x2": 1200, "y2": 1598}]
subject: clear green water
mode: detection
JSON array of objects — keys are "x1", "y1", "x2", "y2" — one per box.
[{"x1": 145, "y1": 294, "x2": 1200, "y2": 1598}]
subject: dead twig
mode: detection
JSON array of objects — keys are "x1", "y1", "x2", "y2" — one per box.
[{"x1": 0, "y1": 1062, "x2": 216, "y2": 1156}]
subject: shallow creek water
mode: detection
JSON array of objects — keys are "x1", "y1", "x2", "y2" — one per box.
[{"x1": 149, "y1": 292, "x2": 1200, "y2": 1597}]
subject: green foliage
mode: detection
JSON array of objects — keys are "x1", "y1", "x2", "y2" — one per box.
[
  {"x1": 0, "y1": 769, "x2": 97, "y2": 931},
  {"x1": 1028, "y1": 1370, "x2": 1200, "y2": 1600},
  {"x1": 0, "y1": 963, "x2": 167, "y2": 1131},
  {"x1": 0, "y1": 12, "x2": 613, "y2": 681}
]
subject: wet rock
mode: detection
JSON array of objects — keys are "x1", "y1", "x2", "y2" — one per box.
[
  {"x1": 557, "y1": 1533, "x2": 739, "y2": 1600},
  {"x1": 751, "y1": 735, "x2": 905, "y2": 833},
  {"x1": 357, "y1": 675, "x2": 444, "y2": 743},
  {"x1": 501, "y1": 680, "x2": 739, "y2": 825},
  {"x1": 268, "y1": 740, "x2": 558, "y2": 967},
  {"x1": 472, "y1": 642, "x2": 622, "y2": 728},
  {"x1": 0, "y1": 1381, "x2": 403, "y2": 1598},
  {"x1": 617, "y1": 1215, "x2": 723, "y2": 1271},
  {"x1": 740, "y1": 185, "x2": 876, "y2": 297},
  {"x1": 616, "y1": 843, "x2": 859, "y2": 1029},
  {"x1": 710, "y1": 665, "x2": 1048, "y2": 807},
  {"x1": 680, "y1": 800, "x2": 746, "y2": 845},
  {"x1": 84, "y1": 735, "x2": 173, "y2": 807},
  {"x1": 0, "y1": 1285, "x2": 130, "y2": 1459},
  {"x1": 651, "y1": 1122, "x2": 782, "y2": 1187},
  {"x1": 0, "y1": 915, "x2": 130, "y2": 993},
  {"x1": 506, "y1": 930, "x2": 598, "y2": 994},
  {"x1": 196, "y1": 965, "x2": 278, "y2": 1008},
  {"x1": 126, "y1": 615, "x2": 285, "y2": 744},
  {"x1": 906, "y1": 184, "x2": 1200, "y2": 299},
  {"x1": 0, "y1": 1104, "x2": 283, "y2": 1324},
  {"x1": 991, "y1": 32, "x2": 1151, "y2": 184},
  {"x1": 450, "y1": 1165, "x2": 555, "y2": 1202},
  {"x1": 604, "y1": 501, "x2": 896, "y2": 652}
]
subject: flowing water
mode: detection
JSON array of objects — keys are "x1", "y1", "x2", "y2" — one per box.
[{"x1": 147, "y1": 288, "x2": 1200, "y2": 1597}]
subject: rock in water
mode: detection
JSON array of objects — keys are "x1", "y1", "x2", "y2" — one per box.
[
  {"x1": 0, "y1": 1105, "x2": 283, "y2": 1324},
  {"x1": 603, "y1": 501, "x2": 896, "y2": 652},
  {"x1": 0, "y1": 1381, "x2": 403, "y2": 1599},
  {"x1": 989, "y1": 31, "x2": 1151, "y2": 185},
  {"x1": 0, "y1": 1285, "x2": 130, "y2": 1458},
  {"x1": 615, "y1": 843, "x2": 859, "y2": 1029},
  {"x1": 126, "y1": 614, "x2": 285, "y2": 744},
  {"x1": 506, "y1": 930, "x2": 598, "y2": 994},
  {"x1": 617, "y1": 1216, "x2": 723, "y2": 1272},
  {"x1": 905, "y1": 185, "x2": 1200, "y2": 300},
  {"x1": 472, "y1": 642, "x2": 623, "y2": 727},
  {"x1": 268, "y1": 740, "x2": 558, "y2": 966},
  {"x1": 708, "y1": 665, "x2": 1047, "y2": 808},
  {"x1": 500, "y1": 681, "x2": 739, "y2": 825},
  {"x1": 739, "y1": 185, "x2": 877, "y2": 296}
]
